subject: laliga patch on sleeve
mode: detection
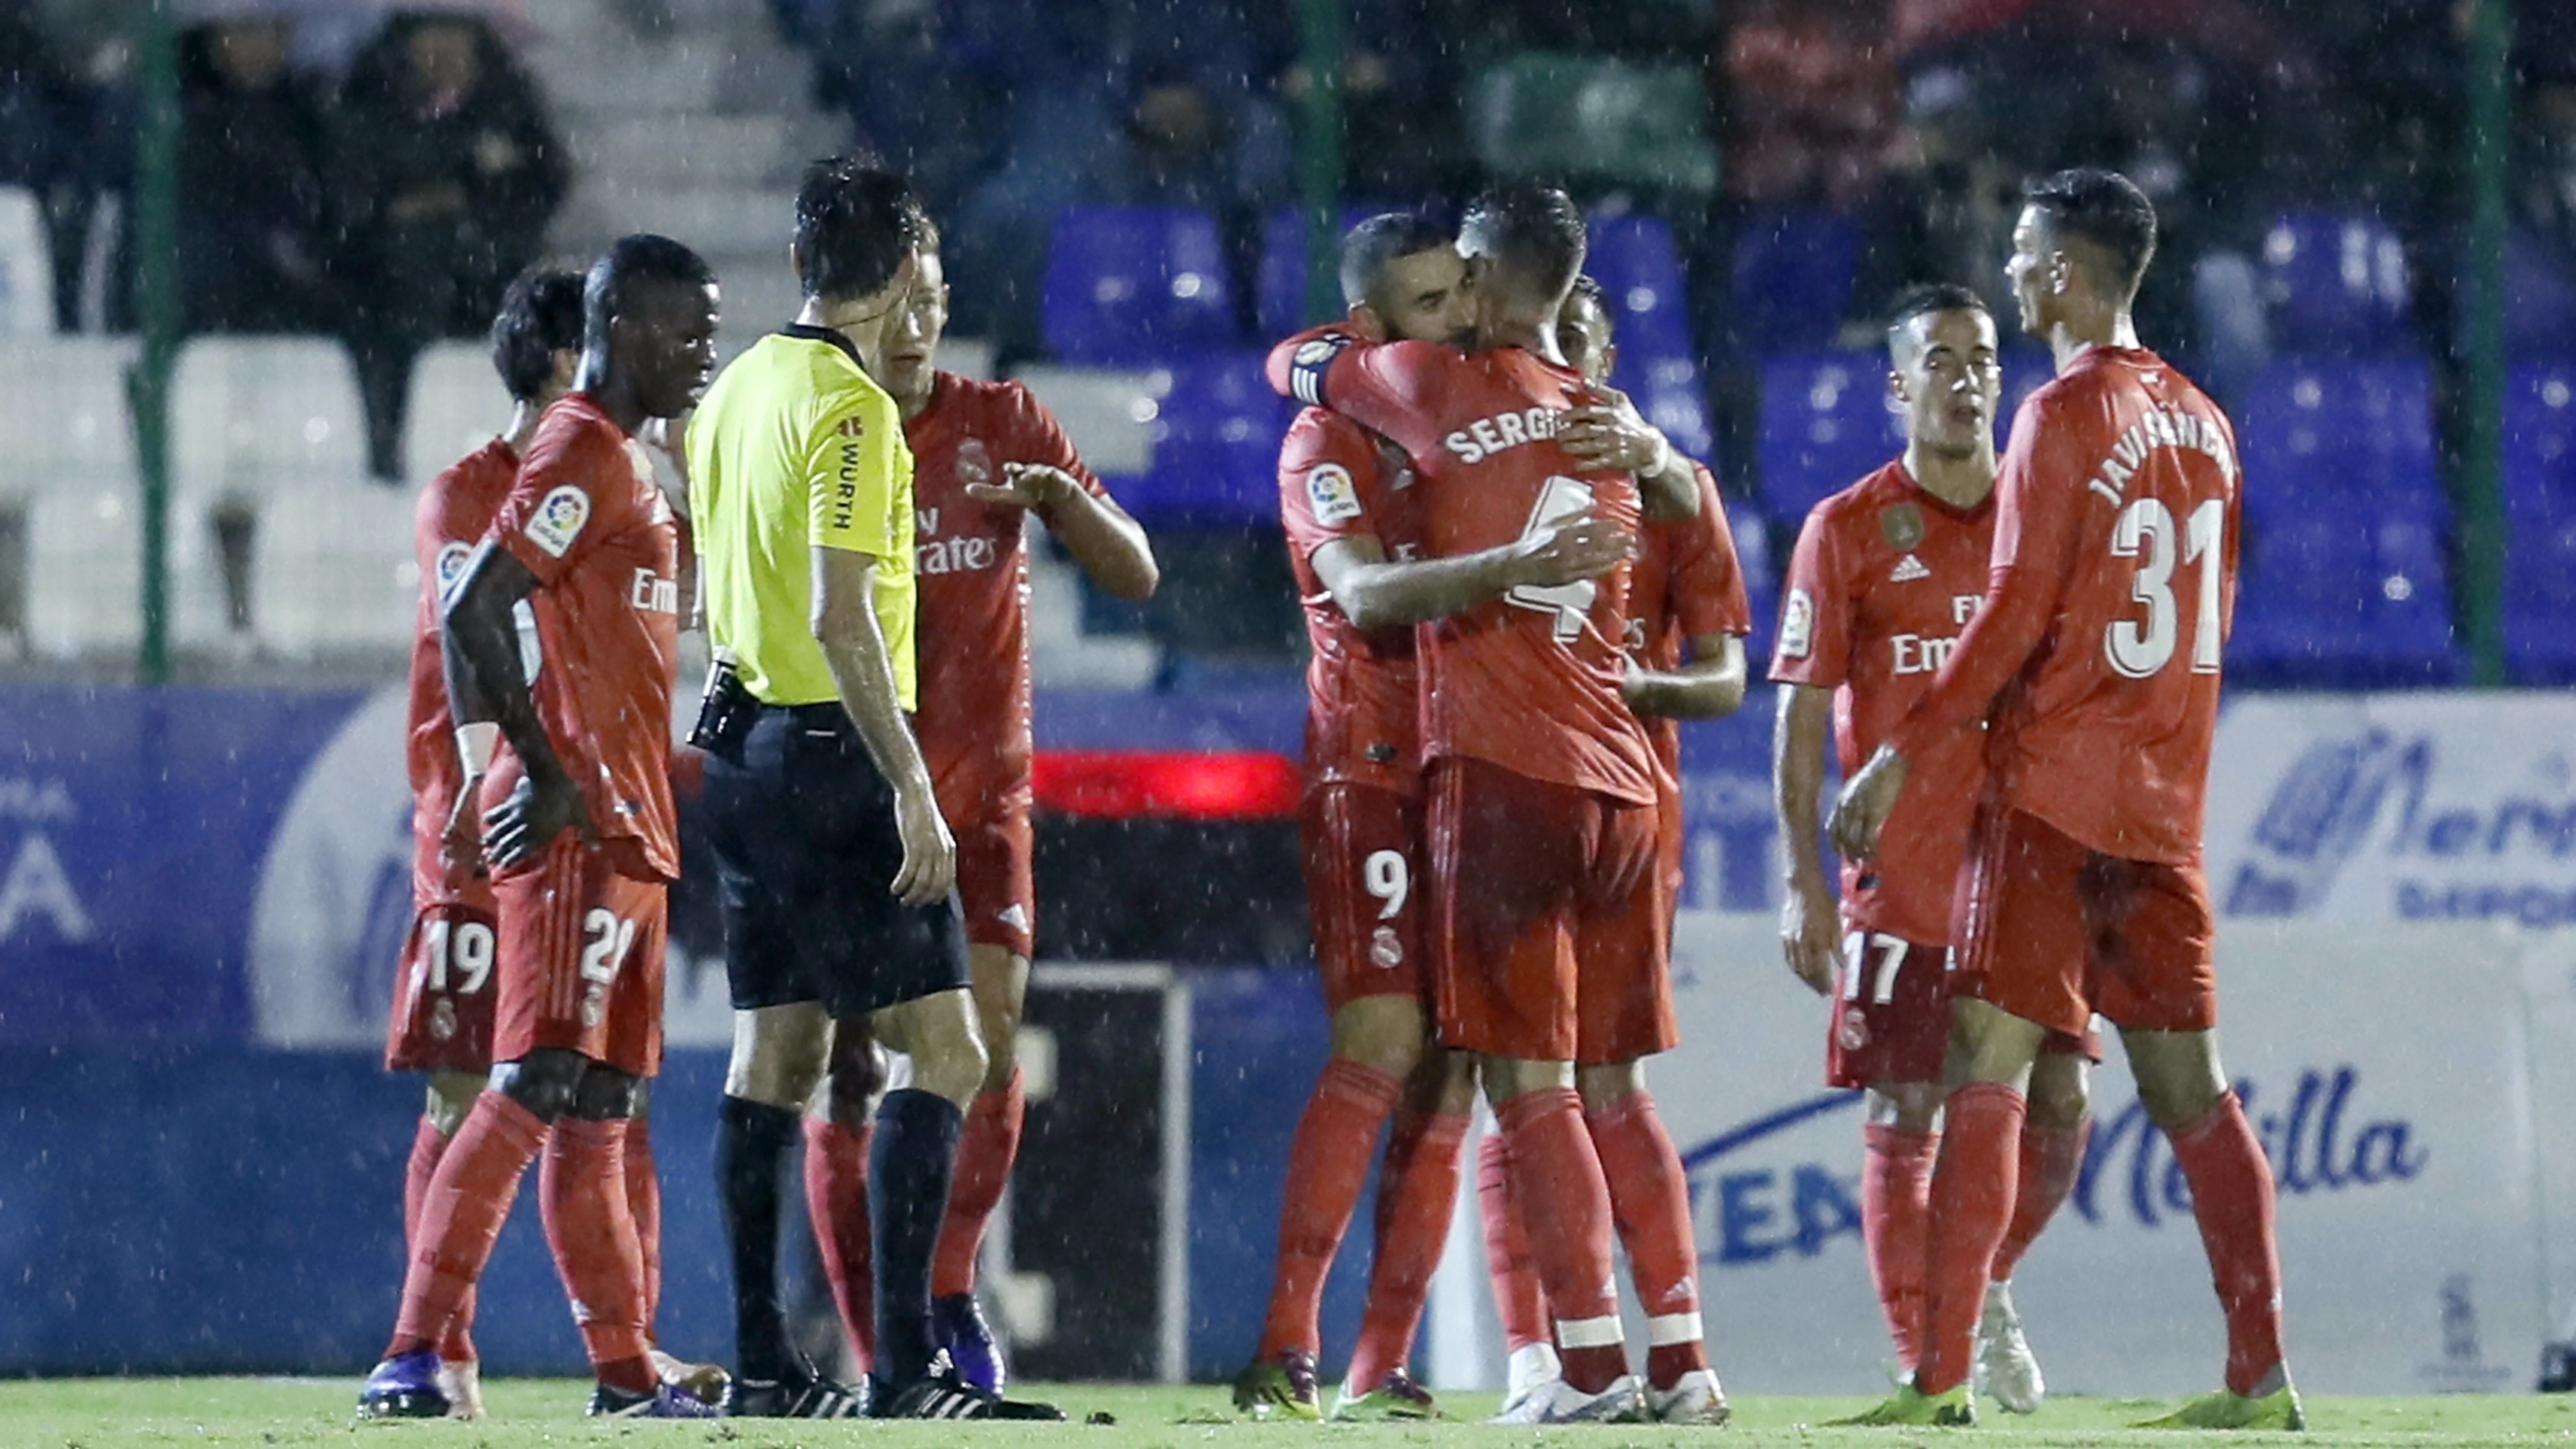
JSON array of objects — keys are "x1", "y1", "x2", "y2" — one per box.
[
  {"x1": 522, "y1": 484, "x2": 591, "y2": 558},
  {"x1": 433, "y1": 541, "x2": 473, "y2": 602},
  {"x1": 1305, "y1": 463, "x2": 1363, "y2": 525},
  {"x1": 1778, "y1": 587, "x2": 1815, "y2": 659}
]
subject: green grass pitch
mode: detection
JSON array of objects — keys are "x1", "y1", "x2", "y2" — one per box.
[{"x1": 3, "y1": 1379, "x2": 2575, "y2": 1448}]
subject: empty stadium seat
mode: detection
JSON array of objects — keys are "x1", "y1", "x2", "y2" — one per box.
[
  {"x1": 0, "y1": 186, "x2": 53, "y2": 336},
  {"x1": 172, "y1": 337, "x2": 371, "y2": 492},
  {"x1": 1586, "y1": 213, "x2": 1696, "y2": 368},
  {"x1": 2230, "y1": 510, "x2": 2460, "y2": 686},
  {"x1": 1731, "y1": 210, "x2": 1860, "y2": 357},
  {"x1": 0, "y1": 337, "x2": 135, "y2": 489},
  {"x1": 2504, "y1": 363, "x2": 2576, "y2": 680},
  {"x1": 1757, "y1": 353, "x2": 1899, "y2": 525},
  {"x1": 1042, "y1": 207, "x2": 1240, "y2": 365},
  {"x1": 403, "y1": 342, "x2": 507, "y2": 483},
  {"x1": 255, "y1": 481, "x2": 420, "y2": 657},
  {"x1": 22, "y1": 483, "x2": 140, "y2": 659},
  {"x1": 2260, "y1": 213, "x2": 2414, "y2": 354},
  {"x1": 1125, "y1": 352, "x2": 1290, "y2": 527},
  {"x1": 2236, "y1": 359, "x2": 2442, "y2": 522}
]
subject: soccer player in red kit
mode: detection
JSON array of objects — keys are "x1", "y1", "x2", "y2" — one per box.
[
  {"x1": 360, "y1": 235, "x2": 720, "y2": 1421},
  {"x1": 799, "y1": 217, "x2": 1160, "y2": 1394},
  {"x1": 1771, "y1": 284, "x2": 2092, "y2": 1411},
  {"x1": 1233, "y1": 213, "x2": 1476, "y2": 1423},
  {"x1": 1831, "y1": 171, "x2": 2295, "y2": 1429},
  {"x1": 1266, "y1": 182, "x2": 1701, "y2": 1424},
  {"x1": 1472, "y1": 274, "x2": 1750, "y2": 1425}
]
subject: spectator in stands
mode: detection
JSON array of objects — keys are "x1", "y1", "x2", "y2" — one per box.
[
  {"x1": 1721, "y1": 0, "x2": 1901, "y2": 216},
  {"x1": 331, "y1": 10, "x2": 566, "y2": 481},
  {"x1": 2510, "y1": 53, "x2": 2576, "y2": 319},
  {"x1": 175, "y1": 14, "x2": 337, "y2": 336}
]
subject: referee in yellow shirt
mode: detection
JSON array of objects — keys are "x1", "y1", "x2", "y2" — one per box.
[{"x1": 686, "y1": 161, "x2": 1055, "y2": 1423}]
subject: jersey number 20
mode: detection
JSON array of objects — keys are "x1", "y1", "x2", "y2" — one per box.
[{"x1": 2105, "y1": 497, "x2": 2224, "y2": 678}]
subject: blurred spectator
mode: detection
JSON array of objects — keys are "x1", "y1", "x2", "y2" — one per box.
[
  {"x1": 1722, "y1": 0, "x2": 1900, "y2": 214},
  {"x1": 2510, "y1": 58, "x2": 2576, "y2": 325},
  {"x1": 0, "y1": 0, "x2": 109, "y2": 329},
  {"x1": 332, "y1": 10, "x2": 565, "y2": 480},
  {"x1": 176, "y1": 15, "x2": 337, "y2": 334},
  {"x1": 1279, "y1": 0, "x2": 1469, "y2": 203}
]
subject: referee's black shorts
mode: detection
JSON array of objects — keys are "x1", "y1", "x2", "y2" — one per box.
[{"x1": 702, "y1": 702, "x2": 970, "y2": 1017}]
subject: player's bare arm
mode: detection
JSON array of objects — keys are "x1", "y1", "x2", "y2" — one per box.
[
  {"x1": 442, "y1": 542, "x2": 588, "y2": 868},
  {"x1": 1623, "y1": 630, "x2": 1746, "y2": 720},
  {"x1": 968, "y1": 461, "x2": 1160, "y2": 601},
  {"x1": 809, "y1": 542, "x2": 956, "y2": 905},
  {"x1": 1774, "y1": 683, "x2": 1842, "y2": 995},
  {"x1": 1561, "y1": 386, "x2": 1699, "y2": 521},
  {"x1": 1309, "y1": 510, "x2": 1632, "y2": 631}
]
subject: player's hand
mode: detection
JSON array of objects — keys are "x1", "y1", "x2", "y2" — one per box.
[
  {"x1": 1511, "y1": 508, "x2": 1634, "y2": 588},
  {"x1": 1829, "y1": 746, "x2": 1911, "y2": 861},
  {"x1": 483, "y1": 768, "x2": 594, "y2": 871},
  {"x1": 965, "y1": 462, "x2": 1075, "y2": 512},
  {"x1": 439, "y1": 774, "x2": 487, "y2": 888},
  {"x1": 889, "y1": 786, "x2": 958, "y2": 907},
  {"x1": 1561, "y1": 387, "x2": 1672, "y2": 476},
  {"x1": 1781, "y1": 880, "x2": 1841, "y2": 996}
]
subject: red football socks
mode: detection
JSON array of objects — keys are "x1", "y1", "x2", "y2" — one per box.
[
  {"x1": 1347, "y1": 1108, "x2": 1467, "y2": 1391},
  {"x1": 1585, "y1": 1090, "x2": 1705, "y2": 1388},
  {"x1": 388, "y1": 1093, "x2": 546, "y2": 1359},
  {"x1": 1914, "y1": 1083, "x2": 2025, "y2": 1396},
  {"x1": 621, "y1": 1115, "x2": 662, "y2": 1335},
  {"x1": 1495, "y1": 1086, "x2": 1625, "y2": 1394},
  {"x1": 1861, "y1": 1122, "x2": 1938, "y2": 1373},
  {"x1": 1258, "y1": 1059, "x2": 1402, "y2": 1358},
  {"x1": 1991, "y1": 1116, "x2": 2090, "y2": 1283},
  {"x1": 1476, "y1": 1132, "x2": 1550, "y2": 1354},
  {"x1": 934, "y1": 1068, "x2": 1026, "y2": 1298},
  {"x1": 539, "y1": 1116, "x2": 654, "y2": 1393},
  {"x1": 403, "y1": 1117, "x2": 478, "y2": 1363},
  {"x1": 2166, "y1": 1092, "x2": 2287, "y2": 1396},
  {"x1": 802, "y1": 1114, "x2": 877, "y2": 1372}
]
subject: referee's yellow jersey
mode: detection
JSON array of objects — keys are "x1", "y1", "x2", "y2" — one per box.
[{"x1": 687, "y1": 324, "x2": 918, "y2": 709}]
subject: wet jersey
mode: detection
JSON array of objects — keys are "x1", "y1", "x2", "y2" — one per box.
[
  {"x1": 1279, "y1": 405, "x2": 1422, "y2": 796},
  {"x1": 1626, "y1": 462, "x2": 1751, "y2": 779},
  {"x1": 407, "y1": 438, "x2": 515, "y2": 913}
]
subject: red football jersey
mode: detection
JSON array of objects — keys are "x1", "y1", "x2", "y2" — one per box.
[
  {"x1": 1626, "y1": 462, "x2": 1752, "y2": 779},
  {"x1": 1771, "y1": 461, "x2": 1996, "y2": 946},
  {"x1": 1279, "y1": 406, "x2": 1423, "y2": 796},
  {"x1": 487, "y1": 392, "x2": 685, "y2": 880},
  {"x1": 1889, "y1": 347, "x2": 2240, "y2": 865},
  {"x1": 1271, "y1": 330, "x2": 1657, "y2": 806},
  {"x1": 906, "y1": 373, "x2": 1110, "y2": 831},
  {"x1": 406, "y1": 438, "x2": 517, "y2": 913}
]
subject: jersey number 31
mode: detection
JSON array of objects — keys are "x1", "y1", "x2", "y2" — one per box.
[{"x1": 2105, "y1": 497, "x2": 2224, "y2": 679}]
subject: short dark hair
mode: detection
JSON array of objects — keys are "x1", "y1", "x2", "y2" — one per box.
[
  {"x1": 1883, "y1": 282, "x2": 1989, "y2": 354},
  {"x1": 1337, "y1": 212, "x2": 1453, "y2": 312},
  {"x1": 1566, "y1": 274, "x2": 1610, "y2": 320},
  {"x1": 1458, "y1": 182, "x2": 1587, "y2": 304},
  {"x1": 794, "y1": 157, "x2": 927, "y2": 301},
  {"x1": 2023, "y1": 167, "x2": 2158, "y2": 295},
  {"x1": 585, "y1": 233, "x2": 716, "y2": 353},
  {"x1": 489, "y1": 266, "x2": 584, "y2": 403}
]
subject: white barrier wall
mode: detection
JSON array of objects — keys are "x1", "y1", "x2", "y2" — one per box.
[{"x1": 1433, "y1": 913, "x2": 2547, "y2": 1397}]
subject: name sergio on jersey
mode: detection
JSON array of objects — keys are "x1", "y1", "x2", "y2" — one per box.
[
  {"x1": 914, "y1": 508, "x2": 999, "y2": 575},
  {"x1": 2082, "y1": 404, "x2": 2234, "y2": 506},
  {"x1": 1445, "y1": 406, "x2": 1567, "y2": 466},
  {"x1": 1890, "y1": 594, "x2": 1986, "y2": 675}
]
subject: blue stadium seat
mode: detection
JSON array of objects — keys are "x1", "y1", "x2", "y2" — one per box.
[
  {"x1": 1758, "y1": 353, "x2": 1899, "y2": 526},
  {"x1": 2230, "y1": 509, "x2": 2460, "y2": 687},
  {"x1": 1586, "y1": 213, "x2": 1696, "y2": 367},
  {"x1": 1119, "y1": 351, "x2": 1291, "y2": 527},
  {"x1": 1043, "y1": 206, "x2": 1241, "y2": 365},
  {"x1": 1253, "y1": 204, "x2": 1402, "y2": 342},
  {"x1": 2506, "y1": 231, "x2": 2576, "y2": 360},
  {"x1": 1730, "y1": 209, "x2": 1860, "y2": 357},
  {"x1": 2504, "y1": 363, "x2": 2576, "y2": 680},
  {"x1": 2236, "y1": 359, "x2": 2443, "y2": 525},
  {"x1": 1726, "y1": 499, "x2": 1781, "y2": 673},
  {"x1": 2260, "y1": 213, "x2": 2414, "y2": 354}
]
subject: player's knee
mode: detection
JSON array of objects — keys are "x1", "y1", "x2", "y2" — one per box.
[
  {"x1": 490, "y1": 1049, "x2": 585, "y2": 1122},
  {"x1": 1329, "y1": 997, "x2": 1426, "y2": 1080},
  {"x1": 1479, "y1": 1055, "x2": 1572, "y2": 1104},
  {"x1": 569, "y1": 1066, "x2": 643, "y2": 1121},
  {"x1": 424, "y1": 1070, "x2": 483, "y2": 1137},
  {"x1": 1421, "y1": 1048, "x2": 1479, "y2": 1116},
  {"x1": 891, "y1": 991, "x2": 988, "y2": 1107},
  {"x1": 726, "y1": 1004, "x2": 830, "y2": 1107},
  {"x1": 1866, "y1": 1081, "x2": 1945, "y2": 1133},
  {"x1": 2027, "y1": 1061, "x2": 2091, "y2": 1130},
  {"x1": 1574, "y1": 1061, "x2": 1643, "y2": 1111}
]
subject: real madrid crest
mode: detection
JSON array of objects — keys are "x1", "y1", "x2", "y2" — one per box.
[
  {"x1": 956, "y1": 437, "x2": 994, "y2": 490},
  {"x1": 1880, "y1": 501, "x2": 1925, "y2": 551}
]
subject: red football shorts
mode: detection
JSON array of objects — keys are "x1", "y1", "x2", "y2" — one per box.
[
  {"x1": 384, "y1": 900, "x2": 500, "y2": 1075},
  {"x1": 1825, "y1": 932, "x2": 2101, "y2": 1089},
  {"x1": 492, "y1": 833, "x2": 667, "y2": 1078},
  {"x1": 1301, "y1": 782, "x2": 1426, "y2": 1011},
  {"x1": 1952, "y1": 805, "x2": 2216, "y2": 1039},
  {"x1": 1572, "y1": 770, "x2": 1679, "y2": 1064},
  {"x1": 1427, "y1": 756, "x2": 1659, "y2": 1062},
  {"x1": 954, "y1": 810, "x2": 1036, "y2": 961}
]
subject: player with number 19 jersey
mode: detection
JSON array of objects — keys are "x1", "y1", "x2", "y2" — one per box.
[{"x1": 1889, "y1": 347, "x2": 2239, "y2": 1037}]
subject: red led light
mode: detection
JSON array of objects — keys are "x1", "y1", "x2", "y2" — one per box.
[{"x1": 1032, "y1": 750, "x2": 1301, "y2": 820}]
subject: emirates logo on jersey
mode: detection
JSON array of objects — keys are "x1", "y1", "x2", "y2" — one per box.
[{"x1": 956, "y1": 437, "x2": 994, "y2": 489}]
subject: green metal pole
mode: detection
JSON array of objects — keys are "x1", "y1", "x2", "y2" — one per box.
[
  {"x1": 1295, "y1": 0, "x2": 1344, "y2": 326},
  {"x1": 129, "y1": 0, "x2": 180, "y2": 684},
  {"x1": 2460, "y1": 0, "x2": 2512, "y2": 688}
]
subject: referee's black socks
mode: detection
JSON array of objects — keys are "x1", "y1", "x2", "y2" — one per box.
[
  {"x1": 715, "y1": 1094, "x2": 804, "y2": 1382},
  {"x1": 870, "y1": 1087, "x2": 966, "y2": 1389}
]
